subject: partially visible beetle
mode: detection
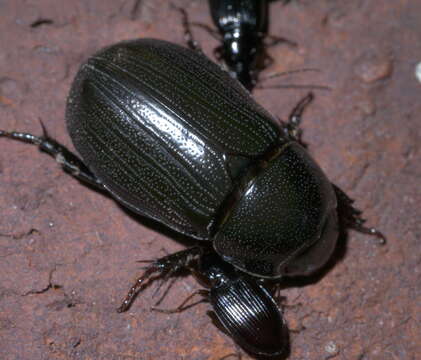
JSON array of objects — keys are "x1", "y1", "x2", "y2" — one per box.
[
  {"x1": 0, "y1": 38, "x2": 384, "y2": 357},
  {"x1": 205, "y1": 0, "x2": 296, "y2": 91},
  {"x1": 123, "y1": 246, "x2": 289, "y2": 357}
]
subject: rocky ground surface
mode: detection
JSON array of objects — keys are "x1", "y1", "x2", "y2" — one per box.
[{"x1": 0, "y1": 0, "x2": 419, "y2": 359}]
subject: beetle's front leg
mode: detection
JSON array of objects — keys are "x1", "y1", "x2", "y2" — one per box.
[
  {"x1": 333, "y1": 184, "x2": 386, "y2": 244},
  {"x1": 0, "y1": 125, "x2": 104, "y2": 191},
  {"x1": 117, "y1": 246, "x2": 204, "y2": 312},
  {"x1": 279, "y1": 92, "x2": 314, "y2": 145},
  {"x1": 287, "y1": 92, "x2": 314, "y2": 135}
]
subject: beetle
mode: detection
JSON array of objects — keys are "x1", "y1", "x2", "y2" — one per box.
[
  {"x1": 204, "y1": 0, "x2": 296, "y2": 91},
  {"x1": 0, "y1": 38, "x2": 384, "y2": 357},
  {"x1": 127, "y1": 246, "x2": 289, "y2": 357}
]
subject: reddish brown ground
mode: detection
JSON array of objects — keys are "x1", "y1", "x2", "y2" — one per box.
[{"x1": 0, "y1": 1, "x2": 419, "y2": 359}]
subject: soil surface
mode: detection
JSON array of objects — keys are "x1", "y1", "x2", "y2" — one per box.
[{"x1": 0, "y1": 1, "x2": 419, "y2": 359}]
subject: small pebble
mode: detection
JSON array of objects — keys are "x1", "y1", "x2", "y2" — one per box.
[
  {"x1": 357, "y1": 97, "x2": 377, "y2": 116},
  {"x1": 325, "y1": 340, "x2": 339, "y2": 355},
  {"x1": 354, "y1": 51, "x2": 393, "y2": 83},
  {"x1": 415, "y1": 62, "x2": 421, "y2": 83}
]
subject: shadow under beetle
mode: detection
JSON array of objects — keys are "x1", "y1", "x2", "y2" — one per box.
[{"x1": 0, "y1": 38, "x2": 384, "y2": 357}]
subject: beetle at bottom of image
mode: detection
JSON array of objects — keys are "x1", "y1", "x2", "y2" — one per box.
[{"x1": 0, "y1": 38, "x2": 385, "y2": 358}]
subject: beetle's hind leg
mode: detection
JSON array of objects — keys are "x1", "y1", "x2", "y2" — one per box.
[
  {"x1": 0, "y1": 124, "x2": 104, "y2": 191},
  {"x1": 333, "y1": 184, "x2": 386, "y2": 244},
  {"x1": 117, "y1": 246, "x2": 204, "y2": 312}
]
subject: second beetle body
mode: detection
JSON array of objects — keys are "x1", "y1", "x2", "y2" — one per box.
[
  {"x1": 208, "y1": 0, "x2": 268, "y2": 90},
  {"x1": 67, "y1": 38, "x2": 338, "y2": 280}
]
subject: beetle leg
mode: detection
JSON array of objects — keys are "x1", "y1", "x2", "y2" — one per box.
[
  {"x1": 264, "y1": 34, "x2": 297, "y2": 48},
  {"x1": 333, "y1": 184, "x2": 386, "y2": 244},
  {"x1": 151, "y1": 289, "x2": 209, "y2": 314},
  {"x1": 152, "y1": 275, "x2": 178, "y2": 306},
  {"x1": 173, "y1": 5, "x2": 202, "y2": 53},
  {"x1": 279, "y1": 92, "x2": 314, "y2": 143},
  {"x1": 0, "y1": 124, "x2": 104, "y2": 190},
  {"x1": 287, "y1": 92, "x2": 314, "y2": 130},
  {"x1": 117, "y1": 246, "x2": 204, "y2": 312},
  {"x1": 255, "y1": 69, "x2": 331, "y2": 92}
]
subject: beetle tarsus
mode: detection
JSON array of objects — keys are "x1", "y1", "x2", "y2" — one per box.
[
  {"x1": 117, "y1": 266, "x2": 159, "y2": 313},
  {"x1": 334, "y1": 184, "x2": 386, "y2": 245},
  {"x1": 348, "y1": 222, "x2": 386, "y2": 245},
  {"x1": 0, "y1": 129, "x2": 43, "y2": 145},
  {"x1": 288, "y1": 92, "x2": 314, "y2": 130},
  {"x1": 283, "y1": 92, "x2": 314, "y2": 143},
  {"x1": 0, "y1": 127, "x2": 104, "y2": 190}
]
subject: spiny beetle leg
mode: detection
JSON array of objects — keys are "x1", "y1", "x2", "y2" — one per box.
[
  {"x1": 152, "y1": 289, "x2": 209, "y2": 314},
  {"x1": 333, "y1": 184, "x2": 386, "y2": 245},
  {"x1": 0, "y1": 125, "x2": 103, "y2": 190},
  {"x1": 117, "y1": 246, "x2": 204, "y2": 313}
]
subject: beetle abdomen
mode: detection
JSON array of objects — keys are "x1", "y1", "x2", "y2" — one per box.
[
  {"x1": 211, "y1": 277, "x2": 287, "y2": 356},
  {"x1": 66, "y1": 39, "x2": 282, "y2": 239}
]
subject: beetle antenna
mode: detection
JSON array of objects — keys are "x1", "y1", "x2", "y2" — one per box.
[
  {"x1": 256, "y1": 68, "x2": 331, "y2": 91},
  {"x1": 261, "y1": 68, "x2": 321, "y2": 81},
  {"x1": 256, "y1": 84, "x2": 331, "y2": 91}
]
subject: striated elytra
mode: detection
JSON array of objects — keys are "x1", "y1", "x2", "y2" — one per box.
[
  {"x1": 1, "y1": 37, "x2": 384, "y2": 357},
  {"x1": 66, "y1": 38, "x2": 336, "y2": 356},
  {"x1": 201, "y1": 251, "x2": 289, "y2": 356},
  {"x1": 67, "y1": 38, "x2": 338, "y2": 280}
]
